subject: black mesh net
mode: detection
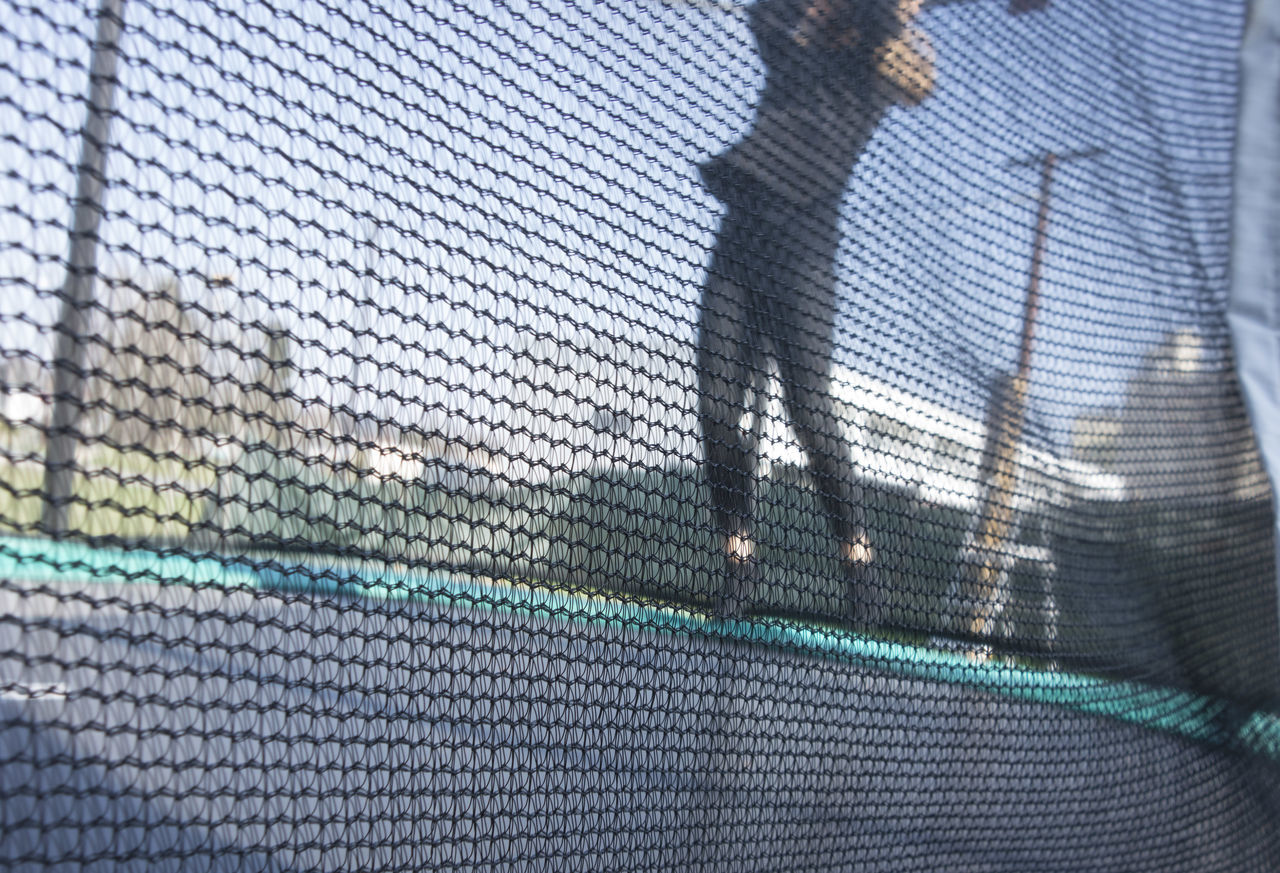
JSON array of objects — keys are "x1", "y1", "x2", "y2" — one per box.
[{"x1": 1, "y1": 0, "x2": 1278, "y2": 869}]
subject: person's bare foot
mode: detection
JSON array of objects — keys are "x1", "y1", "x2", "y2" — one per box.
[
  {"x1": 725, "y1": 530, "x2": 755, "y2": 566},
  {"x1": 841, "y1": 535, "x2": 874, "y2": 567},
  {"x1": 841, "y1": 533, "x2": 881, "y2": 625},
  {"x1": 715, "y1": 529, "x2": 757, "y2": 618}
]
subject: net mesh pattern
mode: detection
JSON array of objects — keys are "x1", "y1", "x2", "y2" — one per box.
[{"x1": 1, "y1": 0, "x2": 1278, "y2": 869}]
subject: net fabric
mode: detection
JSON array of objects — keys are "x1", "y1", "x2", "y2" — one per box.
[{"x1": 1, "y1": 0, "x2": 1278, "y2": 870}]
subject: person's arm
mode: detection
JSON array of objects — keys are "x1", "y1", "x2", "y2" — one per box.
[
  {"x1": 756, "y1": 0, "x2": 935, "y2": 106},
  {"x1": 875, "y1": 17, "x2": 935, "y2": 106},
  {"x1": 787, "y1": 0, "x2": 893, "y2": 51}
]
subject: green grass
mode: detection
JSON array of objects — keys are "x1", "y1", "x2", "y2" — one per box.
[{"x1": 0, "y1": 445, "x2": 214, "y2": 540}]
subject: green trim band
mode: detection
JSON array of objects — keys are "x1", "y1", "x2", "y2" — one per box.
[{"x1": 2, "y1": 535, "x2": 1276, "y2": 761}]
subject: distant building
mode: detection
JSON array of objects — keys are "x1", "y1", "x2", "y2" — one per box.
[
  {"x1": 4, "y1": 311, "x2": 1128, "y2": 517},
  {"x1": 444, "y1": 330, "x2": 1123, "y2": 513},
  {"x1": 1071, "y1": 330, "x2": 1268, "y2": 502},
  {"x1": 353, "y1": 419, "x2": 501, "y2": 494}
]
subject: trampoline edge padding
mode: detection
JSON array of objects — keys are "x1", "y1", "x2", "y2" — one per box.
[{"x1": 2, "y1": 534, "x2": 1276, "y2": 763}]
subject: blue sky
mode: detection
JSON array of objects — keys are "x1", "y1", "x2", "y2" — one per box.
[{"x1": 0, "y1": 0, "x2": 1244, "y2": 448}]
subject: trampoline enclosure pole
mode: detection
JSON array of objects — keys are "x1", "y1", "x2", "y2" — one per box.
[{"x1": 41, "y1": 0, "x2": 127, "y2": 536}]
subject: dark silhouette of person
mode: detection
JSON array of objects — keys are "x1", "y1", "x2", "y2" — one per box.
[{"x1": 696, "y1": 0, "x2": 935, "y2": 618}]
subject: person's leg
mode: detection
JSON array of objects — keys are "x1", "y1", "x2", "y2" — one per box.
[
  {"x1": 696, "y1": 204, "x2": 771, "y2": 616},
  {"x1": 775, "y1": 335, "x2": 878, "y2": 620},
  {"x1": 766, "y1": 200, "x2": 880, "y2": 623}
]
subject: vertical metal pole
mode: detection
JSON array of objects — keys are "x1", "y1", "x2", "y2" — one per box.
[
  {"x1": 41, "y1": 0, "x2": 127, "y2": 536},
  {"x1": 1015, "y1": 153, "x2": 1056, "y2": 394},
  {"x1": 956, "y1": 153, "x2": 1057, "y2": 640},
  {"x1": 953, "y1": 146, "x2": 1100, "y2": 644}
]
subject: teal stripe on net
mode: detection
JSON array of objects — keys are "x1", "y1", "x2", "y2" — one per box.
[
  {"x1": 2, "y1": 535, "x2": 1277, "y2": 761},
  {"x1": 0, "y1": 534, "x2": 259, "y2": 589}
]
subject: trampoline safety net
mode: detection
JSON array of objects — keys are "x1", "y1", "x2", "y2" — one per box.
[{"x1": 1, "y1": 0, "x2": 1279, "y2": 869}]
